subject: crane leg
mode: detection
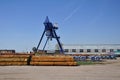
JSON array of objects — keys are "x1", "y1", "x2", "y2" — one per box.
[
  {"x1": 36, "y1": 30, "x2": 45, "y2": 51},
  {"x1": 53, "y1": 30, "x2": 64, "y2": 54},
  {"x1": 43, "y1": 37, "x2": 49, "y2": 51}
]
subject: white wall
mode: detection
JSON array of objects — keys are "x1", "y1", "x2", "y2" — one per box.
[{"x1": 63, "y1": 44, "x2": 120, "y2": 54}]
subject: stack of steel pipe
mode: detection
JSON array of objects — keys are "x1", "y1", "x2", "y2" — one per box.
[
  {"x1": 0, "y1": 55, "x2": 29, "y2": 66},
  {"x1": 30, "y1": 55, "x2": 77, "y2": 66}
]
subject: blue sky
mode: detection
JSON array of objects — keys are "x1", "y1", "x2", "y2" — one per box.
[{"x1": 0, "y1": 0, "x2": 120, "y2": 52}]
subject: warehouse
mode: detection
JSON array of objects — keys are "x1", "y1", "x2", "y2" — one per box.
[{"x1": 63, "y1": 44, "x2": 120, "y2": 55}]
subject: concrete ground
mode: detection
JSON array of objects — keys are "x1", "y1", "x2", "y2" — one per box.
[{"x1": 0, "y1": 58, "x2": 120, "y2": 80}]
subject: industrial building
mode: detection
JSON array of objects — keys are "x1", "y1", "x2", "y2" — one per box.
[
  {"x1": 0, "y1": 50, "x2": 15, "y2": 54},
  {"x1": 63, "y1": 44, "x2": 120, "y2": 55}
]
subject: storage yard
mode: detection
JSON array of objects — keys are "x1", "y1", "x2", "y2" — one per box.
[
  {"x1": 0, "y1": 58, "x2": 120, "y2": 80},
  {"x1": 0, "y1": 52, "x2": 120, "y2": 80}
]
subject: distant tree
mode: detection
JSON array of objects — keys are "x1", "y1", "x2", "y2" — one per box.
[{"x1": 32, "y1": 47, "x2": 37, "y2": 53}]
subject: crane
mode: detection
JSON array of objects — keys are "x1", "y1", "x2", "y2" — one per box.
[{"x1": 33, "y1": 16, "x2": 64, "y2": 54}]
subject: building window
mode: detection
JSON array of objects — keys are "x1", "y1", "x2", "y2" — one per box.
[
  {"x1": 117, "y1": 49, "x2": 120, "y2": 52},
  {"x1": 64, "y1": 49, "x2": 68, "y2": 52},
  {"x1": 80, "y1": 49, "x2": 83, "y2": 52},
  {"x1": 102, "y1": 49, "x2": 106, "y2": 52},
  {"x1": 87, "y1": 49, "x2": 91, "y2": 52},
  {"x1": 72, "y1": 49, "x2": 76, "y2": 52},
  {"x1": 95, "y1": 49, "x2": 99, "y2": 52},
  {"x1": 110, "y1": 49, "x2": 114, "y2": 52}
]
